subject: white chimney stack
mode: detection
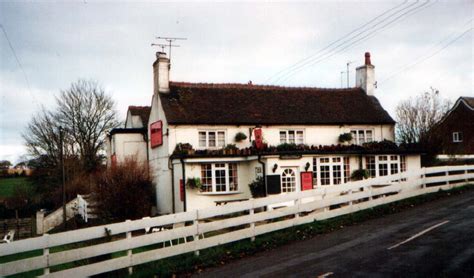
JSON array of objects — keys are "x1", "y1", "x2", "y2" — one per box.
[
  {"x1": 356, "y1": 52, "x2": 375, "y2": 96},
  {"x1": 153, "y1": 52, "x2": 170, "y2": 94}
]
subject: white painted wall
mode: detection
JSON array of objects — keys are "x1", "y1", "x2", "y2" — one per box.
[
  {"x1": 167, "y1": 124, "x2": 395, "y2": 154},
  {"x1": 148, "y1": 93, "x2": 174, "y2": 214},
  {"x1": 110, "y1": 133, "x2": 147, "y2": 164}
]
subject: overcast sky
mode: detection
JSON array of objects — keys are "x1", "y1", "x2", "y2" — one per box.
[{"x1": 0, "y1": 0, "x2": 472, "y2": 163}]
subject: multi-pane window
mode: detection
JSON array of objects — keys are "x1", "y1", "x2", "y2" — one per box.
[
  {"x1": 343, "y1": 157, "x2": 350, "y2": 183},
  {"x1": 366, "y1": 155, "x2": 405, "y2": 178},
  {"x1": 281, "y1": 169, "x2": 296, "y2": 192},
  {"x1": 351, "y1": 129, "x2": 374, "y2": 145},
  {"x1": 366, "y1": 156, "x2": 376, "y2": 178},
  {"x1": 200, "y1": 163, "x2": 238, "y2": 193},
  {"x1": 390, "y1": 155, "x2": 399, "y2": 175},
  {"x1": 452, "y1": 132, "x2": 463, "y2": 143},
  {"x1": 201, "y1": 164, "x2": 213, "y2": 192},
  {"x1": 313, "y1": 157, "x2": 347, "y2": 186},
  {"x1": 312, "y1": 158, "x2": 318, "y2": 187},
  {"x1": 198, "y1": 131, "x2": 226, "y2": 148},
  {"x1": 280, "y1": 130, "x2": 304, "y2": 144},
  {"x1": 400, "y1": 156, "x2": 406, "y2": 172},
  {"x1": 378, "y1": 156, "x2": 388, "y2": 176}
]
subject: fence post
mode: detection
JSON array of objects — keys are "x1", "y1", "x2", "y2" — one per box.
[
  {"x1": 445, "y1": 166, "x2": 450, "y2": 187},
  {"x1": 295, "y1": 195, "x2": 300, "y2": 220},
  {"x1": 43, "y1": 233, "x2": 50, "y2": 275},
  {"x1": 250, "y1": 200, "x2": 256, "y2": 242},
  {"x1": 125, "y1": 220, "x2": 133, "y2": 275},
  {"x1": 348, "y1": 189, "x2": 353, "y2": 211},
  {"x1": 36, "y1": 210, "x2": 45, "y2": 235},
  {"x1": 422, "y1": 168, "x2": 427, "y2": 189},
  {"x1": 194, "y1": 210, "x2": 200, "y2": 256},
  {"x1": 465, "y1": 165, "x2": 468, "y2": 183}
]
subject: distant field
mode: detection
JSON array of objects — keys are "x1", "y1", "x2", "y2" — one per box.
[{"x1": 0, "y1": 177, "x2": 33, "y2": 198}]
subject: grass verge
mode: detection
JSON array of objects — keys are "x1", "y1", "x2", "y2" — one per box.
[{"x1": 0, "y1": 177, "x2": 33, "y2": 198}]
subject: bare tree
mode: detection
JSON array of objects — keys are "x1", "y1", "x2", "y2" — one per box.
[{"x1": 395, "y1": 88, "x2": 451, "y2": 145}]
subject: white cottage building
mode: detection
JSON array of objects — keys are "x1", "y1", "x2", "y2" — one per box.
[{"x1": 108, "y1": 52, "x2": 421, "y2": 215}]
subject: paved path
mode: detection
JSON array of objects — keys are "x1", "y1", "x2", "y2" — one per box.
[{"x1": 196, "y1": 189, "x2": 474, "y2": 278}]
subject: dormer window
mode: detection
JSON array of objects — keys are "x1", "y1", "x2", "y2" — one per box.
[
  {"x1": 199, "y1": 131, "x2": 226, "y2": 148},
  {"x1": 280, "y1": 130, "x2": 304, "y2": 144},
  {"x1": 351, "y1": 129, "x2": 373, "y2": 145},
  {"x1": 452, "y1": 132, "x2": 463, "y2": 143}
]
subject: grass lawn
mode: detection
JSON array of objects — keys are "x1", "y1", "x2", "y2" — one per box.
[{"x1": 0, "y1": 177, "x2": 33, "y2": 198}]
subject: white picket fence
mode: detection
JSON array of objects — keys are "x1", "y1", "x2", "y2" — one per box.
[{"x1": 1, "y1": 165, "x2": 473, "y2": 277}]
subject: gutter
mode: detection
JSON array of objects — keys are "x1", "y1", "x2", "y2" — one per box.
[
  {"x1": 180, "y1": 158, "x2": 187, "y2": 212},
  {"x1": 257, "y1": 154, "x2": 268, "y2": 197},
  {"x1": 168, "y1": 158, "x2": 175, "y2": 213}
]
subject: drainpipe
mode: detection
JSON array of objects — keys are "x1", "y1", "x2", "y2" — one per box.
[
  {"x1": 257, "y1": 154, "x2": 267, "y2": 197},
  {"x1": 180, "y1": 158, "x2": 187, "y2": 212},
  {"x1": 168, "y1": 157, "x2": 175, "y2": 213}
]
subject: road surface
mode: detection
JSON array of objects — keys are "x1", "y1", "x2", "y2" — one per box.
[{"x1": 196, "y1": 188, "x2": 474, "y2": 277}]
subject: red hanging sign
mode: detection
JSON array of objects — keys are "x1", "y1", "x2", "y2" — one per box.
[
  {"x1": 301, "y1": 172, "x2": 313, "y2": 191},
  {"x1": 254, "y1": 128, "x2": 263, "y2": 149},
  {"x1": 180, "y1": 179, "x2": 184, "y2": 202},
  {"x1": 150, "y1": 120, "x2": 163, "y2": 148}
]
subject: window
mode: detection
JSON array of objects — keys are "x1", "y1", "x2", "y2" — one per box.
[
  {"x1": 280, "y1": 130, "x2": 304, "y2": 144},
  {"x1": 200, "y1": 163, "x2": 238, "y2": 193},
  {"x1": 351, "y1": 129, "x2": 374, "y2": 145},
  {"x1": 378, "y1": 156, "x2": 388, "y2": 176},
  {"x1": 390, "y1": 155, "x2": 399, "y2": 175},
  {"x1": 453, "y1": 132, "x2": 463, "y2": 143},
  {"x1": 366, "y1": 155, "x2": 405, "y2": 178},
  {"x1": 198, "y1": 131, "x2": 226, "y2": 148},
  {"x1": 343, "y1": 157, "x2": 350, "y2": 183},
  {"x1": 281, "y1": 168, "x2": 296, "y2": 192},
  {"x1": 366, "y1": 156, "x2": 376, "y2": 178},
  {"x1": 313, "y1": 156, "x2": 347, "y2": 186}
]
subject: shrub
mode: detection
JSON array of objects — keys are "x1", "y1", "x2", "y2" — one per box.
[
  {"x1": 93, "y1": 159, "x2": 154, "y2": 221},
  {"x1": 351, "y1": 169, "x2": 369, "y2": 181},
  {"x1": 224, "y1": 144, "x2": 238, "y2": 150},
  {"x1": 173, "y1": 143, "x2": 193, "y2": 155},
  {"x1": 249, "y1": 176, "x2": 265, "y2": 198},
  {"x1": 338, "y1": 133, "x2": 353, "y2": 143},
  {"x1": 186, "y1": 177, "x2": 202, "y2": 190},
  {"x1": 276, "y1": 143, "x2": 298, "y2": 151},
  {"x1": 235, "y1": 132, "x2": 247, "y2": 142}
]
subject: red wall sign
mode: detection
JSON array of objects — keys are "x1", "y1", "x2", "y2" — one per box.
[
  {"x1": 180, "y1": 179, "x2": 184, "y2": 202},
  {"x1": 254, "y1": 128, "x2": 263, "y2": 149},
  {"x1": 301, "y1": 172, "x2": 313, "y2": 191},
  {"x1": 150, "y1": 120, "x2": 163, "y2": 148}
]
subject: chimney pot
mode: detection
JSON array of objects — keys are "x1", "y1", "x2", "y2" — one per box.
[
  {"x1": 365, "y1": 52, "x2": 371, "y2": 65},
  {"x1": 153, "y1": 52, "x2": 170, "y2": 94}
]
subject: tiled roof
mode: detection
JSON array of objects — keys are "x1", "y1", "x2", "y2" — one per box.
[
  {"x1": 128, "y1": 106, "x2": 151, "y2": 126},
  {"x1": 461, "y1": 96, "x2": 474, "y2": 109},
  {"x1": 159, "y1": 82, "x2": 395, "y2": 125}
]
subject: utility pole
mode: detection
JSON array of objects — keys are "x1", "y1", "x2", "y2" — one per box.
[
  {"x1": 340, "y1": 71, "x2": 345, "y2": 88},
  {"x1": 59, "y1": 126, "x2": 67, "y2": 230}
]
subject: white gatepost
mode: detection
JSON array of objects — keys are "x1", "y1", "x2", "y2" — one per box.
[{"x1": 42, "y1": 233, "x2": 50, "y2": 275}]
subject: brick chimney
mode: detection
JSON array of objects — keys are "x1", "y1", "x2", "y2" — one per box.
[
  {"x1": 356, "y1": 52, "x2": 375, "y2": 96},
  {"x1": 153, "y1": 52, "x2": 170, "y2": 94}
]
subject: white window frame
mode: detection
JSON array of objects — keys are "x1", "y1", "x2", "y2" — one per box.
[
  {"x1": 365, "y1": 155, "x2": 406, "y2": 178},
  {"x1": 312, "y1": 156, "x2": 347, "y2": 186},
  {"x1": 350, "y1": 129, "x2": 374, "y2": 145},
  {"x1": 452, "y1": 132, "x2": 463, "y2": 143},
  {"x1": 200, "y1": 163, "x2": 239, "y2": 194},
  {"x1": 280, "y1": 129, "x2": 304, "y2": 144},
  {"x1": 281, "y1": 168, "x2": 297, "y2": 193},
  {"x1": 198, "y1": 130, "x2": 226, "y2": 148}
]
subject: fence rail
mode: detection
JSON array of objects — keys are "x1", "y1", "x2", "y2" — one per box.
[{"x1": 1, "y1": 165, "x2": 473, "y2": 277}]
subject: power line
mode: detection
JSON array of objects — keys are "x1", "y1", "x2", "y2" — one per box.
[
  {"x1": 379, "y1": 25, "x2": 473, "y2": 84},
  {"x1": 276, "y1": 0, "x2": 434, "y2": 84},
  {"x1": 265, "y1": 0, "x2": 410, "y2": 84},
  {"x1": 0, "y1": 24, "x2": 36, "y2": 103}
]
